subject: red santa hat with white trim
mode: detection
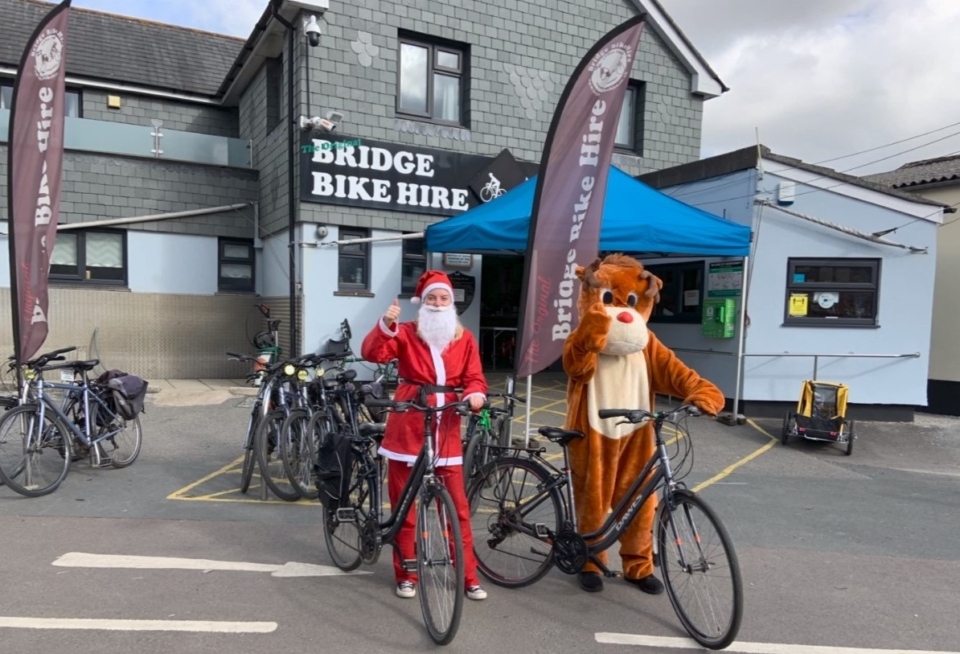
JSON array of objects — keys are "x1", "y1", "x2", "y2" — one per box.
[{"x1": 410, "y1": 270, "x2": 453, "y2": 304}]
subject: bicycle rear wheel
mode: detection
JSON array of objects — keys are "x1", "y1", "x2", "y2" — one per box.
[
  {"x1": 468, "y1": 456, "x2": 561, "y2": 588},
  {"x1": 416, "y1": 483, "x2": 464, "y2": 645},
  {"x1": 323, "y1": 453, "x2": 377, "y2": 572},
  {"x1": 657, "y1": 489, "x2": 743, "y2": 650},
  {"x1": 0, "y1": 405, "x2": 72, "y2": 497}
]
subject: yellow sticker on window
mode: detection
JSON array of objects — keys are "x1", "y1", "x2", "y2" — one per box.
[{"x1": 789, "y1": 293, "x2": 808, "y2": 316}]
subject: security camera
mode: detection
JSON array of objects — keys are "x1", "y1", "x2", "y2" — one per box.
[
  {"x1": 298, "y1": 110, "x2": 344, "y2": 133},
  {"x1": 303, "y1": 15, "x2": 322, "y2": 47}
]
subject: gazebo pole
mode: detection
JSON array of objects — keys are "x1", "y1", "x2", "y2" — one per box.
[{"x1": 730, "y1": 255, "x2": 750, "y2": 425}]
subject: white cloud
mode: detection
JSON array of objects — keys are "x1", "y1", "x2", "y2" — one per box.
[{"x1": 659, "y1": 0, "x2": 960, "y2": 174}]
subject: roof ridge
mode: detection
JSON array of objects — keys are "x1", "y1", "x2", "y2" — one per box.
[
  {"x1": 899, "y1": 154, "x2": 960, "y2": 169},
  {"x1": 23, "y1": 0, "x2": 246, "y2": 43}
]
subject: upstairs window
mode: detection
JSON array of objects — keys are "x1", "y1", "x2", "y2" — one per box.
[
  {"x1": 338, "y1": 228, "x2": 369, "y2": 290},
  {"x1": 401, "y1": 236, "x2": 426, "y2": 295},
  {"x1": 614, "y1": 82, "x2": 644, "y2": 154},
  {"x1": 219, "y1": 238, "x2": 255, "y2": 292},
  {"x1": 397, "y1": 34, "x2": 467, "y2": 125}
]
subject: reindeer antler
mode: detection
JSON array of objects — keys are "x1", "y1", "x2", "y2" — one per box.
[
  {"x1": 640, "y1": 269, "x2": 661, "y2": 303},
  {"x1": 582, "y1": 257, "x2": 603, "y2": 288}
]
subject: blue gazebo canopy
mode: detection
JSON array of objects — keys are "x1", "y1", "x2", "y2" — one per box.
[{"x1": 425, "y1": 166, "x2": 752, "y2": 256}]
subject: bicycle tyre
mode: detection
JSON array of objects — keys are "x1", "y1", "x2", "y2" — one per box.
[
  {"x1": 105, "y1": 415, "x2": 142, "y2": 468},
  {"x1": 468, "y1": 456, "x2": 562, "y2": 588},
  {"x1": 0, "y1": 404, "x2": 72, "y2": 497},
  {"x1": 417, "y1": 483, "x2": 464, "y2": 645},
  {"x1": 280, "y1": 409, "x2": 319, "y2": 500},
  {"x1": 239, "y1": 405, "x2": 261, "y2": 494},
  {"x1": 656, "y1": 489, "x2": 743, "y2": 650},
  {"x1": 255, "y1": 410, "x2": 301, "y2": 501},
  {"x1": 322, "y1": 453, "x2": 377, "y2": 572}
]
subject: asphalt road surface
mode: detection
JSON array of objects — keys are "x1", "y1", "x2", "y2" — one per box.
[{"x1": 0, "y1": 380, "x2": 957, "y2": 653}]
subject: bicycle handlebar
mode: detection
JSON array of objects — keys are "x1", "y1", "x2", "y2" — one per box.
[
  {"x1": 486, "y1": 391, "x2": 527, "y2": 405},
  {"x1": 365, "y1": 398, "x2": 487, "y2": 416},
  {"x1": 597, "y1": 404, "x2": 701, "y2": 423}
]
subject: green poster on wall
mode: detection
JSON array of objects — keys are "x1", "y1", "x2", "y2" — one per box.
[{"x1": 707, "y1": 261, "x2": 743, "y2": 298}]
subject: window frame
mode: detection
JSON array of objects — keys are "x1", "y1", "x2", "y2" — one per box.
[
  {"x1": 49, "y1": 228, "x2": 127, "y2": 287},
  {"x1": 338, "y1": 228, "x2": 370, "y2": 291},
  {"x1": 218, "y1": 238, "x2": 256, "y2": 293},
  {"x1": 644, "y1": 260, "x2": 705, "y2": 324},
  {"x1": 396, "y1": 32, "x2": 468, "y2": 127},
  {"x1": 1, "y1": 79, "x2": 82, "y2": 117},
  {"x1": 783, "y1": 257, "x2": 881, "y2": 328},
  {"x1": 614, "y1": 81, "x2": 644, "y2": 155},
  {"x1": 400, "y1": 235, "x2": 426, "y2": 296}
]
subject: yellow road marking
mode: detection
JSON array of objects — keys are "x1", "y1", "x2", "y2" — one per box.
[
  {"x1": 167, "y1": 456, "x2": 246, "y2": 500},
  {"x1": 691, "y1": 418, "x2": 777, "y2": 492}
]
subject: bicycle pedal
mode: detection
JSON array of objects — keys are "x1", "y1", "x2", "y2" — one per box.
[
  {"x1": 335, "y1": 507, "x2": 356, "y2": 523},
  {"x1": 401, "y1": 558, "x2": 418, "y2": 573},
  {"x1": 534, "y1": 523, "x2": 550, "y2": 538},
  {"x1": 94, "y1": 457, "x2": 112, "y2": 468}
]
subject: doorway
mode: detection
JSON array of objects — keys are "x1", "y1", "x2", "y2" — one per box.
[{"x1": 479, "y1": 254, "x2": 524, "y2": 371}]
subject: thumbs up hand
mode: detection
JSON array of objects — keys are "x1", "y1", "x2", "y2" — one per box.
[{"x1": 384, "y1": 298, "x2": 401, "y2": 324}]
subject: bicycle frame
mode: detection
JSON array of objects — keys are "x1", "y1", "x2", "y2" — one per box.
[{"x1": 32, "y1": 377, "x2": 124, "y2": 448}]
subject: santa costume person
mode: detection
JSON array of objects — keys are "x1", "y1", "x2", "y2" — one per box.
[{"x1": 361, "y1": 269, "x2": 489, "y2": 601}]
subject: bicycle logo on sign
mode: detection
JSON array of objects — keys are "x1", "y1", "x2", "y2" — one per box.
[{"x1": 480, "y1": 173, "x2": 506, "y2": 203}]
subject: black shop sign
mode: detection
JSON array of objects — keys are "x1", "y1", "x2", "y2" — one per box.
[{"x1": 300, "y1": 134, "x2": 536, "y2": 217}]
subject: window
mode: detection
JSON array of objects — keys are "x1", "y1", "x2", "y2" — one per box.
[
  {"x1": 219, "y1": 238, "x2": 255, "y2": 292},
  {"x1": 397, "y1": 34, "x2": 467, "y2": 125},
  {"x1": 265, "y1": 55, "x2": 282, "y2": 133},
  {"x1": 614, "y1": 82, "x2": 644, "y2": 153},
  {"x1": 1, "y1": 80, "x2": 81, "y2": 117},
  {"x1": 645, "y1": 261, "x2": 704, "y2": 323},
  {"x1": 50, "y1": 229, "x2": 125, "y2": 285},
  {"x1": 401, "y1": 236, "x2": 426, "y2": 295},
  {"x1": 784, "y1": 258, "x2": 880, "y2": 326},
  {"x1": 338, "y1": 228, "x2": 369, "y2": 290}
]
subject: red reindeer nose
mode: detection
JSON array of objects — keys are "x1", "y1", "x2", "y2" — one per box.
[{"x1": 617, "y1": 311, "x2": 634, "y2": 323}]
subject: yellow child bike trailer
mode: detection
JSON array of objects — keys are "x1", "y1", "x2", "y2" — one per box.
[{"x1": 781, "y1": 380, "x2": 855, "y2": 455}]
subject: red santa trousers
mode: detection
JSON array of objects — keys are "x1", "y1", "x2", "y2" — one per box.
[{"x1": 388, "y1": 461, "x2": 480, "y2": 587}]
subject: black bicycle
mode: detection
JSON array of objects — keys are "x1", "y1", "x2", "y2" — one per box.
[
  {"x1": 467, "y1": 405, "x2": 743, "y2": 650},
  {"x1": 319, "y1": 385, "x2": 477, "y2": 645}
]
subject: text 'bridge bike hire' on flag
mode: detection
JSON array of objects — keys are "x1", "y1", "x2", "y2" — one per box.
[
  {"x1": 513, "y1": 14, "x2": 646, "y2": 379},
  {"x1": 6, "y1": 0, "x2": 72, "y2": 364}
]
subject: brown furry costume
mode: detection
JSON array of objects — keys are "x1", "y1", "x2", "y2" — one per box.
[{"x1": 562, "y1": 254, "x2": 725, "y2": 587}]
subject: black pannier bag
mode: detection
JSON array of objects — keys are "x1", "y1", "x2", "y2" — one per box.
[
  {"x1": 106, "y1": 375, "x2": 149, "y2": 420},
  {"x1": 361, "y1": 381, "x2": 389, "y2": 423},
  {"x1": 314, "y1": 431, "x2": 353, "y2": 511}
]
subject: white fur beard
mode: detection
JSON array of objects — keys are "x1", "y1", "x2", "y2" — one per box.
[{"x1": 418, "y1": 304, "x2": 458, "y2": 349}]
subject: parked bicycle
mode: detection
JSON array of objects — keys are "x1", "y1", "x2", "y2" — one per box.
[
  {"x1": 461, "y1": 374, "x2": 525, "y2": 491},
  {"x1": 318, "y1": 385, "x2": 480, "y2": 645},
  {"x1": 467, "y1": 404, "x2": 743, "y2": 650},
  {"x1": 0, "y1": 347, "x2": 145, "y2": 497}
]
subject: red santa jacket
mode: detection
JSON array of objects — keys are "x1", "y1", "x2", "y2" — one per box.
[{"x1": 361, "y1": 318, "x2": 487, "y2": 466}]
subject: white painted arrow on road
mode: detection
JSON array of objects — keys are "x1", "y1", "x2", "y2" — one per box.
[
  {"x1": 53, "y1": 552, "x2": 371, "y2": 577},
  {"x1": 596, "y1": 633, "x2": 960, "y2": 654}
]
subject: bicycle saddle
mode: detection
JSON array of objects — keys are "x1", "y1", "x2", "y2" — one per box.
[
  {"x1": 358, "y1": 423, "x2": 386, "y2": 440},
  {"x1": 538, "y1": 426, "x2": 585, "y2": 447}
]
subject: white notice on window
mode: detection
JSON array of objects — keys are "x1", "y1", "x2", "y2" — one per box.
[{"x1": 684, "y1": 290, "x2": 699, "y2": 306}]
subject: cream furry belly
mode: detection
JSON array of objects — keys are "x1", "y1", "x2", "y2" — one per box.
[{"x1": 587, "y1": 352, "x2": 650, "y2": 440}]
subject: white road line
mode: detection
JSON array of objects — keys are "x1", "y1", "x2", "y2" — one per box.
[
  {"x1": 0, "y1": 617, "x2": 276, "y2": 633},
  {"x1": 595, "y1": 633, "x2": 960, "y2": 654},
  {"x1": 53, "y1": 552, "x2": 371, "y2": 577}
]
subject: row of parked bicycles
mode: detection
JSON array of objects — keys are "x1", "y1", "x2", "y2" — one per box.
[
  {"x1": 0, "y1": 346, "x2": 147, "y2": 497},
  {"x1": 230, "y1": 317, "x2": 743, "y2": 649}
]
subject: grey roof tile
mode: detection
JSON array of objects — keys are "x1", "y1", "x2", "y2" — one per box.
[
  {"x1": 0, "y1": 0, "x2": 244, "y2": 97},
  {"x1": 862, "y1": 155, "x2": 960, "y2": 189}
]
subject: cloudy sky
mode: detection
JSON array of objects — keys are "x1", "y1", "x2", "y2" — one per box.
[{"x1": 71, "y1": 0, "x2": 960, "y2": 176}]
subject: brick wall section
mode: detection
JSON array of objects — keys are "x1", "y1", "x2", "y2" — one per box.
[
  {"x1": 283, "y1": 0, "x2": 705, "y2": 233},
  {"x1": 80, "y1": 88, "x2": 241, "y2": 138},
  {"x1": 0, "y1": 146, "x2": 259, "y2": 238}
]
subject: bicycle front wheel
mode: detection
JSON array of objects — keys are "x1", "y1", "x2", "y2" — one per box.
[
  {"x1": 256, "y1": 410, "x2": 301, "y2": 501},
  {"x1": 417, "y1": 483, "x2": 464, "y2": 646},
  {"x1": 468, "y1": 456, "x2": 561, "y2": 588},
  {"x1": 280, "y1": 409, "x2": 319, "y2": 500},
  {"x1": 0, "y1": 405, "x2": 72, "y2": 497},
  {"x1": 657, "y1": 489, "x2": 743, "y2": 650}
]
